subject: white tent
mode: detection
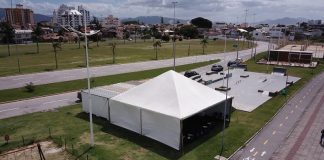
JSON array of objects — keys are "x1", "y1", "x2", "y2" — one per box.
[{"x1": 109, "y1": 70, "x2": 232, "y2": 150}]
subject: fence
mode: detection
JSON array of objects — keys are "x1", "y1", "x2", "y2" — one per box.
[{"x1": 0, "y1": 128, "x2": 92, "y2": 160}]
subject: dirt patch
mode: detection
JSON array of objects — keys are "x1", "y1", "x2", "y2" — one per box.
[{"x1": 0, "y1": 141, "x2": 72, "y2": 160}]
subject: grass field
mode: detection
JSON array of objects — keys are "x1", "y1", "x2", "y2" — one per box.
[
  {"x1": 1, "y1": 54, "x2": 322, "y2": 160},
  {"x1": 0, "y1": 39, "x2": 253, "y2": 76},
  {"x1": 0, "y1": 60, "x2": 218, "y2": 103}
]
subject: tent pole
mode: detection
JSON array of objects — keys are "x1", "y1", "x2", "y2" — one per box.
[
  {"x1": 140, "y1": 109, "x2": 143, "y2": 135},
  {"x1": 180, "y1": 120, "x2": 183, "y2": 155},
  {"x1": 108, "y1": 99, "x2": 111, "y2": 121}
]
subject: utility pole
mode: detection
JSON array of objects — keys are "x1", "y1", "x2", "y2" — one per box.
[
  {"x1": 244, "y1": 9, "x2": 248, "y2": 28},
  {"x1": 172, "y1": 1, "x2": 177, "y2": 71}
]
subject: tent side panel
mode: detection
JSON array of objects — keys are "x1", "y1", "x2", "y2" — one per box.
[
  {"x1": 81, "y1": 92, "x2": 109, "y2": 120},
  {"x1": 109, "y1": 100, "x2": 141, "y2": 133},
  {"x1": 142, "y1": 110, "x2": 181, "y2": 150}
]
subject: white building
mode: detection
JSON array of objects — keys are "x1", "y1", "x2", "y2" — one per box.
[
  {"x1": 252, "y1": 28, "x2": 270, "y2": 41},
  {"x1": 52, "y1": 4, "x2": 90, "y2": 29},
  {"x1": 14, "y1": 29, "x2": 33, "y2": 44},
  {"x1": 269, "y1": 26, "x2": 286, "y2": 38}
]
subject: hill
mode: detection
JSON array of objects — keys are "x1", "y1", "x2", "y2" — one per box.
[
  {"x1": 258, "y1": 17, "x2": 309, "y2": 25},
  {"x1": 122, "y1": 16, "x2": 188, "y2": 25}
]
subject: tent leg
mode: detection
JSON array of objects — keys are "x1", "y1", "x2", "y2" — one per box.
[
  {"x1": 108, "y1": 99, "x2": 111, "y2": 121},
  {"x1": 140, "y1": 109, "x2": 143, "y2": 135},
  {"x1": 180, "y1": 120, "x2": 184, "y2": 155}
]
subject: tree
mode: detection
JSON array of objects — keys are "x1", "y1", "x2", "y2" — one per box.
[
  {"x1": 179, "y1": 25, "x2": 198, "y2": 39},
  {"x1": 153, "y1": 41, "x2": 162, "y2": 60},
  {"x1": 110, "y1": 42, "x2": 117, "y2": 64},
  {"x1": 33, "y1": 23, "x2": 44, "y2": 54},
  {"x1": 0, "y1": 22, "x2": 14, "y2": 56},
  {"x1": 200, "y1": 38, "x2": 208, "y2": 54},
  {"x1": 190, "y1": 17, "x2": 212, "y2": 28},
  {"x1": 52, "y1": 42, "x2": 61, "y2": 69},
  {"x1": 122, "y1": 20, "x2": 139, "y2": 25}
]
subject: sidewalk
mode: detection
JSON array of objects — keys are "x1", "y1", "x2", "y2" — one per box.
[{"x1": 272, "y1": 74, "x2": 324, "y2": 160}]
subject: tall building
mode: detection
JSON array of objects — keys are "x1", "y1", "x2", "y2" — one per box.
[
  {"x1": 5, "y1": 4, "x2": 34, "y2": 29},
  {"x1": 52, "y1": 4, "x2": 90, "y2": 29}
]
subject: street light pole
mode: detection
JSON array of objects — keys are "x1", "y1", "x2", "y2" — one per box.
[
  {"x1": 84, "y1": 9, "x2": 94, "y2": 147},
  {"x1": 266, "y1": 36, "x2": 272, "y2": 73},
  {"x1": 172, "y1": 1, "x2": 177, "y2": 71}
]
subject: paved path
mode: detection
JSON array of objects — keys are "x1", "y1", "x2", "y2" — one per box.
[
  {"x1": 230, "y1": 72, "x2": 324, "y2": 160},
  {"x1": 0, "y1": 41, "x2": 269, "y2": 90},
  {"x1": 0, "y1": 92, "x2": 77, "y2": 119},
  {"x1": 272, "y1": 74, "x2": 324, "y2": 160}
]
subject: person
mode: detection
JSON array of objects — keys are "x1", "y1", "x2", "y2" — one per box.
[{"x1": 321, "y1": 129, "x2": 324, "y2": 146}]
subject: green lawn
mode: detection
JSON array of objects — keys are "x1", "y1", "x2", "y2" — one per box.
[
  {"x1": 0, "y1": 54, "x2": 322, "y2": 160},
  {"x1": 0, "y1": 60, "x2": 218, "y2": 103},
  {"x1": 0, "y1": 39, "x2": 253, "y2": 76}
]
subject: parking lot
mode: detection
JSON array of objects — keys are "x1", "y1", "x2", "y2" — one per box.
[{"x1": 188, "y1": 64, "x2": 300, "y2": 112}]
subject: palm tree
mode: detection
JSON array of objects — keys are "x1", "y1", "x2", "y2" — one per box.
[
  {"x1": 33, "y1": 23, "x2": 44, "y2": 54},
  {"x1": 52, "y1": 42, "x2": 61, "y2": 69},
  {"x1": 153, "y1": 41, "x2": 162, "y2": 60},
  {"x1": 110, "y1": 42, "x2": 117, "y2": 64},
  {"x1": 200, "y1": 38, "x2": 208, "y2": 54},
  {"x1": 0, "y1": 22, "x2": 14, "y2": 56}
]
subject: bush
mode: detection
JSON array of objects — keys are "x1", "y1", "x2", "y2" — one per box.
[
  {"x1": 25, "y1": 82, "x2": 35, "y2": 92},
  {"x1": 179, "y1": 37, "x2": 183, "y2": 41},
  {"x1": 161, "y1": 35, "x2": 170, "y2": 42}
]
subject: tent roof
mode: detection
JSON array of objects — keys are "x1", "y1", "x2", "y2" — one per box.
[{"x1": 110, "y1": 70, "x2": 228, "y2": 119}]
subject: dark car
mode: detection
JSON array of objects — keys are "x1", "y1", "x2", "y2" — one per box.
[
  {"x1": 227, "y1": 58, "x2": 243, "y2": 67},
  {"x1": 211, "y1": 65, "x2": 223, "y2": 72},
  {"x1": 184, "y1": 71, "x2": 199, "y2": 78}
]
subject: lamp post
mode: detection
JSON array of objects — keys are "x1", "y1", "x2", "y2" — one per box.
[
  {"x1": 60, "y1": 9, "x2": 100, "y2": 147},
  {"x1": 172, "y1": 1, "x2": 177, "y2": 71},
  {"x1": 266, "y1": 36, "x2": 272, "y2": 73}
]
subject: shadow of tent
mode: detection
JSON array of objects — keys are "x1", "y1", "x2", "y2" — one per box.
[{"x1": 76, "y1": 111, "x2": 230, "y2": 159}]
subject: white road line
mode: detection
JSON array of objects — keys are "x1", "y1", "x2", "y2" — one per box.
[
  {"x1": 253, "y1": 151, "x2": 258, "y2": 156},
  {"x1": 280, "y1": 123, "x2": 283, "y2": 127},
  {"x1": 261, "y1": 151, "x2": 266, "y2": 157},
  {"x1": 303, "y1": 96, "x2": 306, "y2": 99},
  {"x1": 250, "y1": 148, "x2": 255, "y2": 152},
  {"x1": 13, "y1": 77, "x2": 34, "y2": 81},
  {"x1": 272, "y1": 131, "x2": 276, "y2": 135},
  {"x1": 0, "y1": 108, "x2": 19, "y2": 113},
  {"x1": 42, "y1": 99, "x2": 70, "y2": 105},
  {"x1": 264, "y1": 140, "x2": 269, "y2": 145},
  {"x1": 295, "y1": 105, "x2": 298, "y2": 108},
  {"x1": 285, "y1": 116, "x2": 289, "y2": 120},
  {"x1": 300, "y1": 100, "x2": 303, "y2": 103},
  {"x1": 291, "y1": 110, "x2": 294, "y2": 114}
]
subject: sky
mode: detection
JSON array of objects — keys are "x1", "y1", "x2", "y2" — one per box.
[{"x1": 1, "y1": 0, "x2": 324, "y2": 22}]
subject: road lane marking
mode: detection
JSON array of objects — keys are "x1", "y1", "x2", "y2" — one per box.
[
  {"x1": 291, "y1": 110, "x2": 294, "y2": 114},
  {"x1": 300, "y1": 100, "x2": 303, "y2": 103},
  {"x1": 306, "y1": 92, "x2": 309, "y2": 95},
  {"x1": 295, "y1": 105, "x2": 298, "y2": 108},
  {"x1": 285, "y1": 116, "x2": 289, "y2": 120},
  {"x1": 264, "y1": 139, "x2": 268, "y2": 145},
  {"x1": 303, "y1": 96, "x2": 306, "y2": 99},
  {"x1": 280, "y1": 123, "x2": 283, "y2": 127},
  {"x1": 13, "y1": 77, "x2": 33, "y2": 81},
  {"x1": 250, "y1": 148, "x2": 255, "y2": 152},
  {"x1": 43, "y1": 99, "x2": 70, "y2": 105},
  {"x1": 0, "y1": 108, "x2": 19, "y2": 113},
  {"x1": 253, "y1": 151, "x2": 258, "y2": 156},
  {"x1": 261, "y1": 151, "x2": 266, "y2": 157},
  {"x1": 273, "y1": 131, "x2": 276, "y2": 135}
]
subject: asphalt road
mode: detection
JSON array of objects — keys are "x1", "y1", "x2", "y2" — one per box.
[
  {"x1": 0, "y1": 41, "x2": 269, "y2": 90},
  {"x1": 230, "y1": 72, "x2": 324, "y2": 160},
  {"x1": 0, "y1": 92, "x2": 77, "y2": 119}
]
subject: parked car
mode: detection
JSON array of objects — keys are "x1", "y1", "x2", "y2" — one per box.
[
  {"x1": 184, "y1": 71, "x2": 199, "y2": 78},
  {"x1": 227, "y1": 58, "x2": 243, "y2": 67},
  {"x1": 211, "y1": 65, "x2": 223, "y2": 72}
]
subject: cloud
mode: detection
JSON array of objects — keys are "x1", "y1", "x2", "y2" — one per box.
[{"x1": 2, "y1": 0, "x2": 324, "y2": 22}]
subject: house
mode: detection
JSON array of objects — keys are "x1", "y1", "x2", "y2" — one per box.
[{"x1": 14, "y1": 29, "x2": 33, "y2": 44}]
